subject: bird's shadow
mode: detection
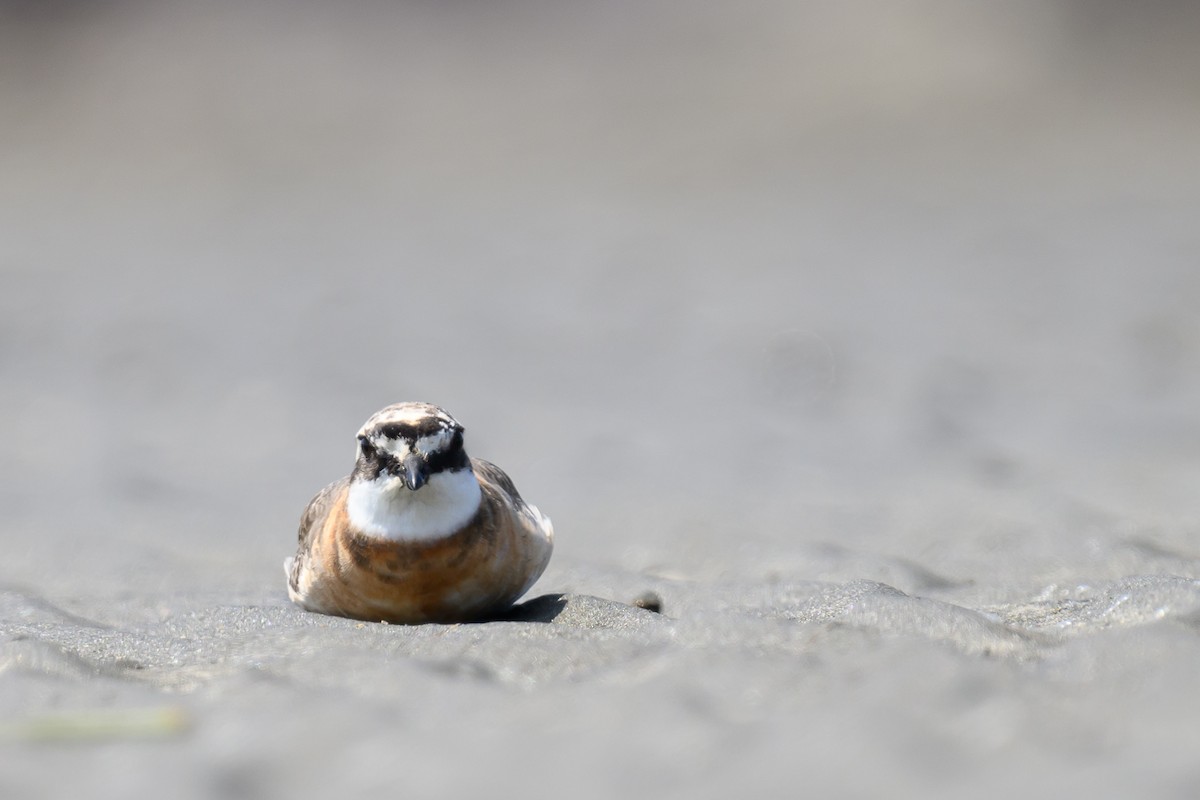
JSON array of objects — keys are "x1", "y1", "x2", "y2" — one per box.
[{"x1": 488, "y1": 593, "x2": 568, "y2": 623}]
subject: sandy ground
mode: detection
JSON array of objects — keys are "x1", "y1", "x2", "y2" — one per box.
[{"x1": 3, "y1": 2, "x2": 1200, "y2": 798}]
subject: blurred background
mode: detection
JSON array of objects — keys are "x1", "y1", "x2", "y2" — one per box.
[{"x1": 2, "y1": 0, "x2": 1199, "y2": 599}]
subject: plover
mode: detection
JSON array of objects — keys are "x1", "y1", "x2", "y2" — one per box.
[{"x1": 285, "y1": 402, "x2": 554, "y2": 624}]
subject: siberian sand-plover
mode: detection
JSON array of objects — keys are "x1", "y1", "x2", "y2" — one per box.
[{"x1": 286, "y1": 402, "x2": 554, "y2": 623}]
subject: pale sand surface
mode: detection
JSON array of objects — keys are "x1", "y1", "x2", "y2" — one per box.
[{"x1": 2, "y1": 3, "x2": 1200, "y2": 798}]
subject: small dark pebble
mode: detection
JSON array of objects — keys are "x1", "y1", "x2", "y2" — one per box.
[{"x1": 631, "y1": 591, "x2": 663, "y2": 614}]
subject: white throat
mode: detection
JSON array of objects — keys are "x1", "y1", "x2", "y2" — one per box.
[{"x1": 347, "y1": 469, "x2": 482, "y2": 542}]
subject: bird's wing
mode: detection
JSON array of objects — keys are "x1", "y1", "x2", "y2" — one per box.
[
  {"x1": 297, "y1": 476, "x2": 350, "y2": 545},
  {"x1": 470, "y1": 458, "x2": 522, "y2": 503},
  {"x1": 288, "y1": 476, "x2": 349, "y2": 592},
  {"x1": 470, "y1": 458, "x2": 554, "y2": 542}
]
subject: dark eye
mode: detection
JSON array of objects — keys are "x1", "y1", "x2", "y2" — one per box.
[{"x1": 358, "y1": 436, "x2": 376, "y2": 458}]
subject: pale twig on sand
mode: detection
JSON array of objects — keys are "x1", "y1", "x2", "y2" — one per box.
[{"x1": 0, "y1": 707, "x2": 191, "y2": 743}]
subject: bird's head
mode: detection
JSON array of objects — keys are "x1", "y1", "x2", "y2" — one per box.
[{"x1": 353, "y1": 402, "x2": 468, "y2": 491}]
